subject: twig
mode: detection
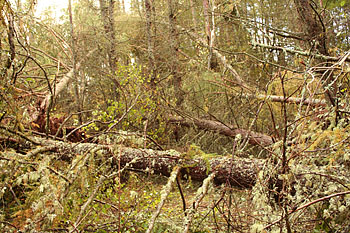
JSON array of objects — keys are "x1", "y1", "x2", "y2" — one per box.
[
  {"x1": 0, "y1": 125, "x2": 40, "y2": 145},
  {"x1": 176, "y1": 176, "x2": 187, "y2": 216},
  {"x1": 264, "y1": 190, "x2": 350, "y2": 230},
  {"x1": 182, "y1": 171, "x2": 217, "y2": 233},
  {"x1": 26, "y1": 145, "x2": 57, "y2": 158},
  {"x1": 105, "y1": 94, "x2": 140, "y2": 133}
]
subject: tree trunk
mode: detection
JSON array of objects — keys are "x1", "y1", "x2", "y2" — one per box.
[
  {"x1": 68, "y1": 0, "x2": 83, "y2": 125},
  {"x1": 99, "y1": 0, "x2": 117, "y2": 72},
  {"x1": 167, "y1": 0, "x2": 183, "y2": 107},
  {"x1": 293, "y1": 0, "x2": 337, "y2": 107},
  {"x1": 203, "y1": 0, "x2": 218, "y2": 70},
  {"x1": 31, "y1": 49, "x2": 96, "y2": 127},
  {"x1": 121, "y1": 0, "x2": 125, "y2": 13},
  {"x1": 168, "y1": 115, "x2": 274, "y2": 146},
  {"x1": 18, "y1": 136, "x2": 263, "y2": 189},
  {"x1": 189, "y1": 0, "x2": 198, "y2": 31},
  {"x1": 145, "y1": 0, "x2": 156, "y2": 86}
]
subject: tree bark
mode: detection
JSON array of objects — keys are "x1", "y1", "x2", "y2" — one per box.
[
  {"x1": 28, "y1": 137, "x2": 263, "y2": 189},
  {"x1": 68, "y1": 0, "x2": 83, "y2": 125},
  {"x1": 293, "y1": 0, "x2": 337, "y2": 106},
  {"x1": 167, "y1": 0, "x2": 183, "y2": 107},
  {"x1": 293, "y1": 0, "x2": 328, "y2": 56},
  {"x1": 99, "y1": 0, "x2": 117, "y2": 72},
  {"x1": 219, "y1": 92, "x2": 327, "y2": 107},
  {"x1": 203, "y1": 0, "x2": 218, "y2": 70},
  {"x1": 189, "y1": 0, "x2": 198, "y2": 31},
  {"x1": 145, "y1": 0, "x2": 156, "y2": 86},
  {"x1": 168, "y1": 115, "x2": 274, "y2": 146},
  {"x1": 31, "y1": 49, "x2": 96, "y2": 125},
  {"x1": 2, "y1": 12, "x2": 15, "y2": 82}
]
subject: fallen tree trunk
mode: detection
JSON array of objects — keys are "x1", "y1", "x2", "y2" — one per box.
[
  {"x1": 243, "y1": 93, "x2": 327, "y2": 106},
  {"x1": 169, "y1": 115, "x2": 274, "y2": 146},
  {"x1": 38, "y1": 49, "x2": 97, "y2": 113},
  {"x1": 1, "y1": 132, "x2": 264, "y2": 189}
]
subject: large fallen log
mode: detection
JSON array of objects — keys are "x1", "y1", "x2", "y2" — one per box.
[
  {"x1": 1, "y1": 133, "x2": 264, "y2": 189},
  {"x1": 169, "y1": 115, "x2": 274, "y2": 146}
]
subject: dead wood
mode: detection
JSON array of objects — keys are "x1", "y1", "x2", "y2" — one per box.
[
  {"x1": 5, "y1": 135, "x2": 263, "y2": 189},
  {"x1": 169, "y1": 115, "x2": 274, "y2": 146}
]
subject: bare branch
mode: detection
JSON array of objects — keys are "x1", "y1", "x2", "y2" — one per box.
[{"x1": 146, "y1": 166, "x2": 181, "y2": 233}]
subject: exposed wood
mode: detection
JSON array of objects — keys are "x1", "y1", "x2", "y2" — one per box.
[
  {"x1": 168, "y1": 115, "x2": 274, "y2": 146},
  {"x1": 37, "y1": 49, "x2": 96, "y2": 114}
]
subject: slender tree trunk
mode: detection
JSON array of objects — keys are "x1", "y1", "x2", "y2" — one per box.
[
  {"x1": 167, "y1": 0, "x2": 183, "y2": 107},
  {"x1": 203, "y1": 0, "x2": 218, "y2": 70},
  {"x1": 145, "y1": 0, "x2": 156, "y2": 86},
  {"x1": 121, "y1": 0, "x2": 125, "y2": 13},
  {"x1": 189, "y1": 0, "x2": 198, "y2": 31},
  {"x1": 99, "y1": 0, "x2": 121, "y2": 100},
  {"x1": 99, "y1": 0, "x2": 117, "y2": 72},
  {"x1": 2, "y1": 12, "x2": 15, "y2": 81},
  {"x1": 68, "y1": 0, "x2": 83, "y2": 124}
]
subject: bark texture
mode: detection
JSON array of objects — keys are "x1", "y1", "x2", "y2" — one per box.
[
  {"x1": 168, "y1": 0, "x2": 183, "y2": 106},
  {"x1": 169, "y1": 115, "x2": 274, "y2": 146},
  {"x1": 293, "y1": 0, "x2": 337, "y2": 106},
  {"x1": 11, "y1": 136, "x2": 264, "y2": 189},
  {"x1": 145, "y1": 0, "x2": 156, "y2": 85}
]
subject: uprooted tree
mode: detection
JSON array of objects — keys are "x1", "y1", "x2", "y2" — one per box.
[{"x1": 1, "y1": 0, "x2": 350, "y2": 232}]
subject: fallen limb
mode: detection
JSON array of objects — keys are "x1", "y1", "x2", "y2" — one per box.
[
  {"x1": 179, "y1": 26, "x2": 251, "y2": 90},
  {"x1": 252, "y1": 42, "x2": 350, "y2": 63},
  {"x1": 168, "y1": 115, "x2": 273, "y2": 146},
  {"x1": 264, "y1": 190, "x2": 350, "y2": 230},
  {"x1": 244, "y1": 93, "x2": 326, "y2": 106}
]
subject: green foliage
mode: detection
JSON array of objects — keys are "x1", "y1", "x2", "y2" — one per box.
[
  {"x1": 326, "y1": 0, "x2": 350, "y2": 8},
  {"x1": 85, "y1": 63, "x2": 166, "y2": 144}
]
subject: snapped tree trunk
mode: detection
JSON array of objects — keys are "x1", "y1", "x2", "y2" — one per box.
[
  {"x1": 68, "y1": 0, "x2": 83, "y2": 125},
  {"x1": 203, "y1": 0, "x2": 218, "y2": 70}
]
